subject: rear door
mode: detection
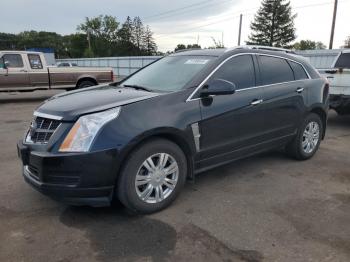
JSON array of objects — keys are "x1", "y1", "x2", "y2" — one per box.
[
  {"x1": 27, "y1": 54, "x2": 50, "y2": 89},
  {"x1": 257, "y1": 55, "x2": 309, "y2": 141},
  {"x1": 197, "y1": 54, "x2": 266, "y2": 168},
  {"x1": 0, "y1": 54, "x2": 30, "y2": 90}
]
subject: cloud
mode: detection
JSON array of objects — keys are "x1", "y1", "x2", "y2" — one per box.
[{"x1": 0, "y1": 0, "x2": 349, "y2": 52}]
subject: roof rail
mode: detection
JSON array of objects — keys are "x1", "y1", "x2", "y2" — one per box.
[{"x1": 237, "y1": 45, "x2": 296, "y2": 54}]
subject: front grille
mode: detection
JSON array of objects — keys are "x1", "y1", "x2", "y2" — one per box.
[{"x1": 26, "y1": 117, "x2": 61, "y2": 144}]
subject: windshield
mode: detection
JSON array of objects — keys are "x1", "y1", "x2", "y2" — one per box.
[
  {"x1": 335, "y1": 53, "x2": 350, "y2": 69},
  {"x1": 121, "y1": 55, "x2": 215, "y2": 92}
]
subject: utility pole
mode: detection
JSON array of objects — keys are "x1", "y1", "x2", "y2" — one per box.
[
  {"x1": 329, "y1": 0, "x2": 338, "y2": 49},
  {"x1": 238, "y1": 14, "x2": 243, "y2": 46},
  {"x1": 87, "y1": 28, "x2": 93, "y2": 55}
]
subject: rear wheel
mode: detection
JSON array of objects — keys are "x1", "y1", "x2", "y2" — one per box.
[
  {"x1": 77, "y1": 80, "x2": 96, "y2": 89},
  {"x1": 286, "y1": 113, "x2": 323, "y2": 160},
  {"x1": 116, "y1": 139, "x2": 187, "y2": 214}
]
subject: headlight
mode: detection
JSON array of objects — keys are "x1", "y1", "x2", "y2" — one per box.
[{"x1": 59, "y1": 107, "x2": 121, "y2": 152}]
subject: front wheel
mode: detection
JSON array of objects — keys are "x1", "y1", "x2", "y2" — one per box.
[
  {"x1": 286, "y1": 113, "x2": 323, "y2": 160},
  {"x1": 116, "y1": 139, "x2": 187, "y2": 214}
]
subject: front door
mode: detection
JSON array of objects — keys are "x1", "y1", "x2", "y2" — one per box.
[
  {"x1": 0, "y1": 54, "x2": 30, "y2": 90},
  {"x1": 196, "y1": 54, "x2": 266, "y2": 169}
]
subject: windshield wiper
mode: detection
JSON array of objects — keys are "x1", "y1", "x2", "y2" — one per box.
[{"x1": 122, "y1": 84, "x2": 153, "y2": 92}]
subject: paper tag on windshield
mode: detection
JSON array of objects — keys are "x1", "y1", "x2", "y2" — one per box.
[{"x1": 185, "y1": 59, "x2": 209, "y2": 65}]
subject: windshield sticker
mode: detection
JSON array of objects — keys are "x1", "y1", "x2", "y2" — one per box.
[{"x1": 185, "y1": 59, "x2": 209, "y2": 65}]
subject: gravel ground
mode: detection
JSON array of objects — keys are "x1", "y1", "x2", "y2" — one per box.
[{"x1": 0, "y1": 90, "x2": 349, "y2": 262}]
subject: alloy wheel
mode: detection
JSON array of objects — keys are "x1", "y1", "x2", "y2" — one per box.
[
  {"x1": 135, "y1": 153, "x2": 179, "y2": 204},
  {"x1": 302, "y1": 121, "x2": 320, "y2": 154}
]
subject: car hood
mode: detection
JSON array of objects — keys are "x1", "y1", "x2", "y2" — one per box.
[{"x1": 35, "y1": 85, "x2": 161, "y2": 121}]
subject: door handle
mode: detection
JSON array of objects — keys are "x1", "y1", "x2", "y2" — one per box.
[
  {"x1": 251, "y1": 99, "x2": 263, "y2": 106},
  {"x1": 20, "y1": 69, "x2": 28, "y2": 72},
  {"x1": 296, "y1": 87, "x2": 304, "y2": 93}
]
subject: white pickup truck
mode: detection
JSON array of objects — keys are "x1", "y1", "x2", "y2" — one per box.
[
  {"x1": 298, "y1": 49, "x2": 350, "y2": 115},
  {"x1": 0, "y1": 51, "x2": 114, "y2": 92}
]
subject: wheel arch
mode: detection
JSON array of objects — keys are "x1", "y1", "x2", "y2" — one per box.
[
  {"x1": 116, "y1": 129, "x2": 196, "y2": 181},
  {"x1": 76, "y1": 76, "x2": 98, "y2": 88},
  {"x1": 309, "y1": 106, "x2": 327, "y2": 139}
]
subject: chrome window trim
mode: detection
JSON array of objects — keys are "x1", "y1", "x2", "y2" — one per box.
[
  {"x1": 186, "y1": 52, "x2": 312, "y2": 102},
  {"x1": 33, "y1": 111, "x2": 63, "y2": 120}
]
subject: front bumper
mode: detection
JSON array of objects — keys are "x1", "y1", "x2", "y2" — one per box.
[
  {"x1": 17, "y1": 141, "x2": 118, "y2": 207},
  {"x1": 329, "y1": 94, "x2": 350, "y2": 109}
]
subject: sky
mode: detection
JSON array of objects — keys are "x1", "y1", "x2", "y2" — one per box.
[{"x1": 1, "y1": 0, "x2": 349, "y2": 52}]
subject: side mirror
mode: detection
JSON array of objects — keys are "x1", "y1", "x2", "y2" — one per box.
[
  {"x1": 200, "y1": 79, "x2": 236, "y2": 97},
  {"x1": 4, "y1": 61, "x2": 10, "y2": 69}
]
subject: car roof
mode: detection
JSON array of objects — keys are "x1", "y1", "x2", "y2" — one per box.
[
  {"x1": 170, "y1": 46, "x2": 305, "y2": 62},
  {"x1": 0, "y1": 50, "x2": 42, "y2": 55}
]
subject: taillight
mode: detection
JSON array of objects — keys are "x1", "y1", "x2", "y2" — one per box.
[{"x1": 111, "y1": 70, "x2": 114, "y2": 81}]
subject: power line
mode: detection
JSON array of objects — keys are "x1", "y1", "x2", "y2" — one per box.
[
  {"x1": 144, "y1": 0, "x2": 235, "y2": 23},
  {"x1": 154, "y1": 0, "x2": 348, "y2": 40},
  {"x1": 155, "y1": 15, "x2": 241, "y2": 39},
  {"x1": 143, "y1": 0, "x2": 215, "y2": 20},
  {"x1": 154, "y1": 7, "x2": 257, "y2": 37}
]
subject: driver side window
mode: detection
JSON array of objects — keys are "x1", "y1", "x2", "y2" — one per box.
[
  {"x1": 209, "y1": 55, "x2": 256, "y2": 90},
  {"x1": 2, "y1": 54, "x2": 24, "y2": 68}
]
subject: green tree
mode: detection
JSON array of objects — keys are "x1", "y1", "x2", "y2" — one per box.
[
  {"x1": 77, "y1": 15, "x2": 120, "y2": 57},
  {"x1": 174, "y1": 44, "x2": 201, "y2": 52},
  {"x1": 247, "y1": 0, "x2": 297, "y2": 47},
  {"x1": 293, "y1": 40, "x2": 326, "y2": 50},
  {"x1": 186, "y1": 44, "x2": 201, "y2": 49},
  {"x1": 132, "y1": 16, "x2": 145, "y2": 54},
  {"x1": 0, "y1": 33, "x2": 19, "y2": 50},
  {"x1": 78, "y1": 15, "x2": 119, "y2": 43},
  {"x1": 16, "y1": 31, "x2": 66, "y2": 57},
  {"x1": 174, "y1": 44, "x2": 186, "y2": 52},
  {"x1": 63, "y1": 33, "x2": 88, "y2": 58},
  {"x1": 143, "y1": 26, "x2": 157, "y2": 55},
  {"x1": 0, "y1": 15, "x2": 157, "y2": 58},
  {"x1": 117, "y1": 16, "x2": 138, "y2": 55}
]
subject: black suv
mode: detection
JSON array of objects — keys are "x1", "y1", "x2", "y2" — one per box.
[{"x1": 18, "y1": 47, "x2": 329, "y2": 213}]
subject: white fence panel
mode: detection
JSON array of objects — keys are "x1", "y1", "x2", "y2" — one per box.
[{"x1": 56, "y1": 56, "x2": 162, "y2": 77}]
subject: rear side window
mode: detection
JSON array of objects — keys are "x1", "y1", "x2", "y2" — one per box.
[
  {"x1": 209, "y1": 55, "x2": 256, "y2": 90},
  {"x1": 2, "y1": 54, "x2": 24, "y2": 68},
  {"x1": 259, "y1": 56, "x2": 294, "y2": 85},
  {"x1": 289, "y1": 61, "x2": 309, "y2": 80},
  {"x1": 334, "y1": 53, "x2": 350, "y2": 68},
  {"x1": 28, "y1": 54, "x2": 43, "y2": 69}
]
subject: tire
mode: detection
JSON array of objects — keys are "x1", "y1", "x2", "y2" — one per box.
[
  {"x1": 334, "y1": 107, "x2": 350, "y2": 116},
  {"x1": 77, "y1": 80, "x2": 96, "y2": 89},
  {"x1": 286, "y1": 113, "x2": 323, "y2": 160},
  {"x1": 116, "y1": 139, "x2": 187, "y2": 214}
]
